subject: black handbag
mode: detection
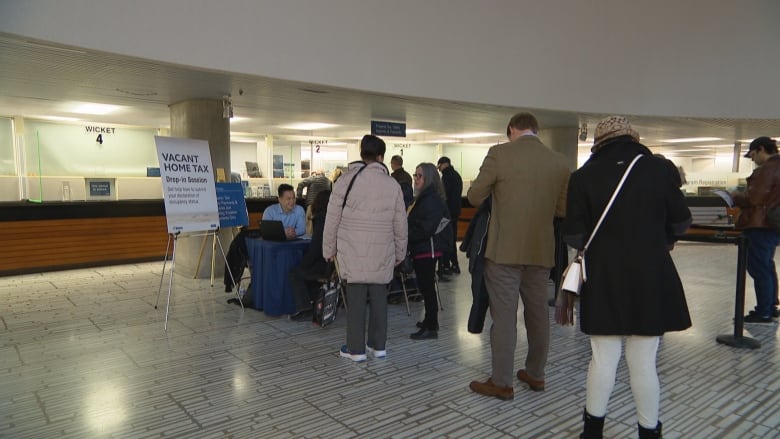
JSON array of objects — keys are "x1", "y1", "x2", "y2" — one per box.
[
  {"x1": 398, "y1": 252, "x2": 414, "y2": 274},
  {"x1": 315, "y1": 263, "x2": 341, "y2": 327}
]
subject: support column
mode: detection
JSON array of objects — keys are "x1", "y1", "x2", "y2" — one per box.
[
  {"x1": 540, "y1": 126, "x2": 579, "y2": 171},
  {"x1": 169, "y1": 99, "x2": 231, "y2": 280}
]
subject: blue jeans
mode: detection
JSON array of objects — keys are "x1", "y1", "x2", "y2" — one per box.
[{"x1": 743, "y1": 229, "x2": 780, "y2": 317}]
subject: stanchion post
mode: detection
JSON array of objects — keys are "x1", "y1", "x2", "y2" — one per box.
[{"x1": 716, "y1": 234, "x2": 760, "y2": 349}]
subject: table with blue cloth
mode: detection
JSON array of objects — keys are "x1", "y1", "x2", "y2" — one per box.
[{"x1": 245, "y1": 238, "x2": 311, "y2": 316}]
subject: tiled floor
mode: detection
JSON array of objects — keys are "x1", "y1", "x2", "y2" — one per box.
[{"x1": 0, "y1": 243, "x2": 778, "y2": 438}]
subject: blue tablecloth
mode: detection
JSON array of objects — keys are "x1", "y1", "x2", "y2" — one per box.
[{"x1": 245, "y1": 238, "x2": 310, "y2": 316}]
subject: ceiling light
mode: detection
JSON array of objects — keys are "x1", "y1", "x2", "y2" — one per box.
[
  {"x1": 229, "y1": 116, "x2": 248, "y2": 123},
  {"x1": 405, "y1": 129, "x2": 428, "y2": 134},
  {"x1": 69, "y1": 102, "x2": 121, "y2": 115},
  {"x1": 690, "y1": 144, "x2": 734, "y2": 148},
  {"x1": 428, "y1": 139, "x2": 458, "y2": 144},
  {"x1": 231, "y1": 137, "x2": 258, "y2": 143},
  {"x1": 577, "y1": 142, "x2": 592, "y2": 148},
  {"x1": 450, "y1": 132, "x2": 500, "y2": 139},
  {"x1": 662, "y1": 137, "x2": 722, "y2": 143},
  {"x1": 281, "y1": 122, "x2": 339, "y2": 130},
  {"x1": 34, "y1": 115, "x2": 81, "y2": 122}
]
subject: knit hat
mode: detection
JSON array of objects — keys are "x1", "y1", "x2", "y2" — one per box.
[{"x1": 592, "y1": 115, "x2": 639, "y2": 150}]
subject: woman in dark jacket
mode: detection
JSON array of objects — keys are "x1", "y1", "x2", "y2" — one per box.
[
  {"x1": 560, "y1": 116, "x2": 692, "y2": 439},
  {"x1": 288, "y1": 190, "x2": 332, "y2": 322},
  {"x1": 408, "y1": 162, "x2": 450, "y2": 340}
]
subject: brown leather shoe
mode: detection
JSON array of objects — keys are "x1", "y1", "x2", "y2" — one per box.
[
  {"x1": 469, "y1": 378, "x2": 514, "y2": 400},
  {"x1": 516, "y1": 369, "x2": 545, "y2": 391}
]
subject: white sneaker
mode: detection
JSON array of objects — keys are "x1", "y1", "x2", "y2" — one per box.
[
  {"x1": 366, "y1": 345, "x2": 387, "y2": 358},
  {"x1": 339, "y1": 345, "x2": 367, "y2": 362}
]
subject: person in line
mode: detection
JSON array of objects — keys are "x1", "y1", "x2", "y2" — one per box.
[
  {"x1": 288, "y1": 190, "x2": 332, "y2": 322},
  {"x1": 560, "y1": 115, "x2": 692, "y2": 439},
  {"x1": 390, "y1": 155, "x2": 414, "y2": 207},
  {"x1": 262, "y1": 183, "x2": 306, "y2": 239},
  {"x1": 437, "y1": 156, "x2": 463, "y2": 275},
  {"x1": 323, "y1": 134, "x2": 407, "y2": 362},
  {"x1": 297, "y1": 170, "x2": 332, "y2": 207},
  {"x1": 731, "y1": 136, "x2": 780, "y2": 323},
  {"x1": 331, "y1": 166, "x2": 346, "y2": 184},
  {"x1": 467, "y1": 112, "x2": 570, "y2": 401},
  {"x1": 407, "y1": 162, "x2": 450, "y2": 340},
  {"x1": 297, "y1": 170, "x2": 333, "y2": 235}
]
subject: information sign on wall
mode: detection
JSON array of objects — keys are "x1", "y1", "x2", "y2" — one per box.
[
  {"x1": 154, "y1": 136, "x2": 219, "y2": 234},
  {"x1": 88, "y1": 181, "x2": 111, "y2": 196}
]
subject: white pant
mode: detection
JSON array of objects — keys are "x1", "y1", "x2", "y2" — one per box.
[{"x1": 586, "y1": 335, "x2": 660, "y2": 429}]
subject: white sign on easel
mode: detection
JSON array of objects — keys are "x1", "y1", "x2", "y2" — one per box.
[
  {"x1": 153, "y1": 136, "x2": 242, "y2": 330},
  {"x1": 154, "y1": 136, "x2": 219, "y2": 233}
]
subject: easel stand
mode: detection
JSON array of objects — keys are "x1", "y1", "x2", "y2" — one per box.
[
  {"x1": 194, "y1": 227, "x2": 237, "y2": 286},
  {"x1": 155, "y1": 228, "x2": 243, "y2": 331}
]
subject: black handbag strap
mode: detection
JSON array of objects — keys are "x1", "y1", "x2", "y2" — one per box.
[{"x1": 341, "y1": 163, "x2": 368, "y2": 210}]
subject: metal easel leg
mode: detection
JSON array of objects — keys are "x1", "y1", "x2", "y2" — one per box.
[
  {"x1": 163, "y1": 235, "x2": 178, "y2": 331},
  {"x1": 155, "y1": 234, "x2": 173, "y2": 309},
  {"x1": 209, "y1": 231, "x2": 217, "y2": 287},
  {"x1": 193, "y1": 232, "x2": 209, "y2": 279}
]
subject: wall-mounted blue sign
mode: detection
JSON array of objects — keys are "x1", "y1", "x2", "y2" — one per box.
[
  {"x1": 146, "y1": 167, "x2": 161, "y2": 177},
  {"x1": 371, "y1": 120, "x2": 406, "y2": 137},
  {"x1": 216, "y1": 182, "x2": 249, "y2": 228},
  {"x1": 89, "y1": 181, "x2": 111, "y2": 197}
]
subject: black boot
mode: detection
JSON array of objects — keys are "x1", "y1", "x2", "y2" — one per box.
[
  {"x1": 638, "y1": 421, "x2": 662, "y2": 438},
  {"x1": 579, "y1": 408, "x2": 605, "y2": 439}
]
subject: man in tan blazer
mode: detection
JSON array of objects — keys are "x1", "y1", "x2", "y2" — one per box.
[{"x1": 467, "y1": 112, "x2": 570, "y2": 400}]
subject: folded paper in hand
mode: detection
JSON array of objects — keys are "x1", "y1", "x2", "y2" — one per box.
[{"x1": 712, "y1": 190, "x2": 734, "y2": 208}]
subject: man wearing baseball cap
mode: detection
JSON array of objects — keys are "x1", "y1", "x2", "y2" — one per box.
[
  {"x1": 732, "y1": 136, "x2": 780, "y2": 323},
  {"x1": 437, "y1": 156, "x2": 463, "y2": 275}
]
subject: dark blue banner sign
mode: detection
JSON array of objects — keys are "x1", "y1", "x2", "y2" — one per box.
[
  {"x1": 89, "y1": 181, "x2": 111, "y2": 196},
  {"x1": 371, "y1": 120, "x2": 406, "y2": 137},
  {"x1": 216, "y1": 183, "x2": 249, "y2": 228}
]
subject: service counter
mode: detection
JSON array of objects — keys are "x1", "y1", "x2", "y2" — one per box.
[{"x1": 0, "y1": 198, "x2": 281, "y2": 276}]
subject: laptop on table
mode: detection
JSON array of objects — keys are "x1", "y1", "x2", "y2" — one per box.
[{"x1": 260, "y1": 220, "x2": 300, "y2": 241}]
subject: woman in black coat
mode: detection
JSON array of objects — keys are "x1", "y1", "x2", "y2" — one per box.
[
  {"x1": 408, "y1": 162, "x2": 450, "y2": 340},
  {"x1": 289, "y1": 190, "x2": 332, "y2": 322},
  {"x1": 560, "y1": 116, "x2": 692, "y2": 439}
]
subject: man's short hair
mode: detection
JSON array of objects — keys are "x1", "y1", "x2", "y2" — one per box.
[
  {"x1": 360, "y1": 134, "x2": 386, "y2": 161},
  {"x1": 391, "y1": 155, "x2": 403, "y2": 166},
  {"x1": 437, "y1": 156, "x2": 451, "y2": 166},
  {"x1": 277, "y1": 183, "x2": 294, "y2": 197},
  {"x1": 507, "y1": 112, "x2": 539, "y2": 136}
]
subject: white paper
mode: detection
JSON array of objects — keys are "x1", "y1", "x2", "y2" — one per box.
[{"x1": 712, "y1": 190, "x2": 734, "y2": 207}]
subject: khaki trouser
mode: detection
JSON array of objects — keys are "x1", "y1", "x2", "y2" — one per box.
[{"x1": 483, "y1": 259, "x2": 550, "y2": 387}]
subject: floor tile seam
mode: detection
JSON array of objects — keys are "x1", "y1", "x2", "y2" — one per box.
[{"x1": 438, "y1": 400, "x2": 523, "y2": 438}]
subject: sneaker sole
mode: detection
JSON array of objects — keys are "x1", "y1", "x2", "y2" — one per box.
[
  {"x1": 366, "y1": 346, "x2": 387, "y2": 358},
  {"x1": 339, "y1": 351, "x2": 367, "y2": 362}
]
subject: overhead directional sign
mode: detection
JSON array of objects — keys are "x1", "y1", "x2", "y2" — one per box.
[{"x1": 371, "y1": 120, "x2": 406, "y2": 137}]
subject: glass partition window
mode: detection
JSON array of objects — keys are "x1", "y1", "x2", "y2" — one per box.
[
  {"x1": 0, "y1": 117, "x2": 13, "y2": 176},
  {"x1": 23, "y1": 120, "x2": 158, "y2": 177}
]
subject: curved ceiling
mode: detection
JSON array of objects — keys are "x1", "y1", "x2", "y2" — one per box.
[{"x1": 0, "y1": 33, "x2": 778, "y2": 159}]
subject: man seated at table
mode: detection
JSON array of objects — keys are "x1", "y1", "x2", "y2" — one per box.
[{"x1": 262, "y1": 184, "x2": 306, "y2": 239}]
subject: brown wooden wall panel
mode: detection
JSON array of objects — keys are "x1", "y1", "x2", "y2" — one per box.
[
  {"x1": 0, "y1": 216, "x2": 169, "y2": 275},
  {"x1": 248, "y1": 212, "x2": 263, "y2": 229},
  {"x1": 457, "y1": 207, "x2": 476, "y2": 240}
]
